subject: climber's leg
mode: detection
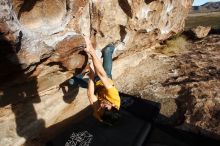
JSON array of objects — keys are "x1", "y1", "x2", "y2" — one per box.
[
  {"x1": 69, "y1": 74, "x2": 88, "y2": 88},
  {"x1": 102, "y1": 44, "x2": 115, "y2": 79}
]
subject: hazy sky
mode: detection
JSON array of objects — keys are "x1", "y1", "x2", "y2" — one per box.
[{"x1": 193, "y1": 0, "x2": 220, "y2": 6}]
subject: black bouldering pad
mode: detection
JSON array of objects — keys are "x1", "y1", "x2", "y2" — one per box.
[
  {"x1": 46, "y1": 93, "x2": 220, "y2": 146},
  {"x1": 46, "y1": 93, "x2": 158, "y2": 146},
  {"x1": 47, "y1": 110, "x2": 151, "y2": 146}
]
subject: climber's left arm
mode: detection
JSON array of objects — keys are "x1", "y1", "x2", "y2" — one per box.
[{"x1": 87, "y1": 66, "x2": 97, "y2": 105}]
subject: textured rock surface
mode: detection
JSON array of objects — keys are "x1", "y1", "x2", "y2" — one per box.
[
  {"x1": 0, "y1": 0, "x2": 192, "y2": 145},
  {"x1": 192, "y1": 26, "x2": 211, "y2": 38}
]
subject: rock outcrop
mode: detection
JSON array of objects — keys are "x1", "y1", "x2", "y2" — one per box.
[
  {"x1": 192, "y1": 26, "x2": 211, "y2": 38},
  {"x1": 0, "y1": 0, "x2": 192, "y2": 145}
]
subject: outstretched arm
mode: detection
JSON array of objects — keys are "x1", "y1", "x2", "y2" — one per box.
[
  {"x1": 87, "y1": 65, "x2": 103, "y2": 121},
  {"x1": 84, "y1": 37, "x2": 113, "y2": 89},
  {"x1": 87, "y1": 65, "x2": 97, "y2": 105}
]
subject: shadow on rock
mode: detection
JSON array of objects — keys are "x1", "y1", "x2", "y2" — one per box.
[
  {"x1": 0, "y1": 34, "x2": 45, "y2": 141},
  {"x1": 59, "y1": 80, "x2": 79, "y2": 104}
]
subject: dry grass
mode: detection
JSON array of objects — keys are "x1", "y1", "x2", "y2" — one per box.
[{"x1": 156, "y1": 35, "x2": 187, "y2": 56}]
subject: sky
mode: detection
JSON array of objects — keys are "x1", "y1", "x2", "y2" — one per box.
[{"x1": 193, "y1": 0, "x2": 220, "y2": 6}]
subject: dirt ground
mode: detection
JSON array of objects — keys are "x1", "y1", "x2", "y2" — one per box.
[{"x1": 114, "y1": 34, "x2": 220, "y2": 139}]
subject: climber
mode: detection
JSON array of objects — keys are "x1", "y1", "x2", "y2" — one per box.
[{"x1": 70, "y1": 37, "x2": 121, "y2": 126}]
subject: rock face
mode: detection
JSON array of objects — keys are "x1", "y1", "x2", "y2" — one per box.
[
  {"x1": 0, "y1": 0, "x2": 192, "y2": 145},
  {"x1": 192, "y1": 26, "x2": 211, "y2": 38}
]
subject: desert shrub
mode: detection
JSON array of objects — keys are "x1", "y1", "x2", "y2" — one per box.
[{"x1": 156, "y1": 35, "x2": 187, "y2": 56}]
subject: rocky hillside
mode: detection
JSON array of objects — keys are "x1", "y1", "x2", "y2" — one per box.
[
  {"x1": 1, "y1": 0, "x2": 193, "y2": 145},
  {"x1": 191, "y1": 1, "x2": 220, "y2": 13}
]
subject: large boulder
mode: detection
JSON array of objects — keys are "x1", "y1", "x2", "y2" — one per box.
[
  {"x1": 192, "y1": 26, "x2": 211, "y2": 39},
  {"x1": 0, "y1": 0, "x2": 192, "y2": 145}
]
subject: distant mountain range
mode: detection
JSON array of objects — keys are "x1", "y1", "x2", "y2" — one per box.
[{"x1": 191, "y1": 1, "x2": 220, "y2": 13}]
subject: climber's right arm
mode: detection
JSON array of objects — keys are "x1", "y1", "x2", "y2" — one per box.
[{"x1": 84, "y1": 37, "x2": 113, "y2": 89}]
